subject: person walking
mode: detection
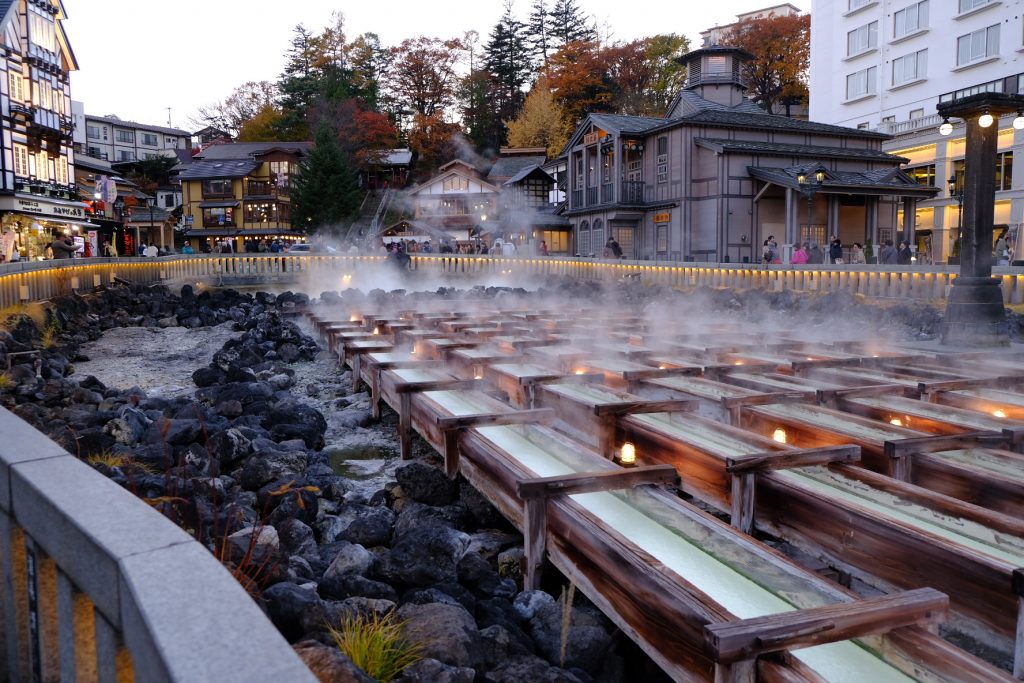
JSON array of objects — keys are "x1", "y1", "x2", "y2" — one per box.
[
  {"x1": 49, "y1": 235, "x2": 76, "y2": 260},
  {"x1": 995, "y1": 230, "x2": 1010, "y2": 266},
  {"x1": 829, "y1": 235, "x2": 843, "y2": 264},
  {"x1": 849, "y1": 242, "x2": 866, "y2": 264},
  {"x1": 791, "y1": 243, "x2": 809, "y2": 264}
]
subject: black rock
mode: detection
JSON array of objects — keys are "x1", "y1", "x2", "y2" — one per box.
[
  {"x1": 395, "y1": 462, "x2": 458, "y2": 506},
  {"x1": 192, "y1": 366, "x2": 226, "y2": 388},
  {"x1": 384, "y1": 526, "x2": 471, "y2": 587},
  {"x1": 261, "y1": 582, "x2": 323, "y2": 643},
  {"x1": 318, "y1": 574, "x2": 399, "y2": 602}
]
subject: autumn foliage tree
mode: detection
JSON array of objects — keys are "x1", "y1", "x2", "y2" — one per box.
[
  {"x1": 505, "y1": 77, "x2": 570, "y2": 157},
  {"x1": 605, "y1": 35, "x2": 689, "y2": 117},
  {"x1": 386, "y1": 36, "x2": 465, "y2": 117},
  {"x1": 309, "y1": 98, "x2": 399, "y2": 170},
  {"x1": 407, "y1": 112, "x2": 462, "y2": 179},
  {"x1": 546, "y1": 40, "x2": 615, "y2": 127},
  {"x1": 236, "y1": 104, "x2": 286, "y2": 141},
  {"x1": 723, "y1": 13, "x2": 810, "y2": 115}
]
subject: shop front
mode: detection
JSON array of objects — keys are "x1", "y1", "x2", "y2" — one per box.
[{"x1": 0, "y1": 195, "x2": 98, "y2": 260}]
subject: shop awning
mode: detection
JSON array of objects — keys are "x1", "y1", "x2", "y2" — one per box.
[{"x1": 198, "y1": 200, "x2": 240, "y2": 209}]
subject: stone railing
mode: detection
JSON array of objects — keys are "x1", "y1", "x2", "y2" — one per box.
[
  {"x1": 2, "y1": 254, "x2": 1024, "y2": 308},
  {"x1": 0, "y1": 409, "x2": 316, "y2": 682}
]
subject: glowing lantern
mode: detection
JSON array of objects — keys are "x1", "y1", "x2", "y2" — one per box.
[
  {"x1": 574, "y1": 368, "x2": 585, "y2": 375},
  {"x1": 619, "y1": 442, "x2": 637, "y2": 465},
  {"x1": 349, "y1": 315, "x2": 359, "y2": 322},
  {"x1": 993, "y1": 409, "x2": 1007, "y2": 418},
  {"x1": 772, "y1": 428, "x2": 787, "y2": 444},
  {"x1": 889, "y1": 418, "x2": 903, "y2": 427}
]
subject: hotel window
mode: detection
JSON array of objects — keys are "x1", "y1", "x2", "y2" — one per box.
[
  {"x1": 28, "y1": 8, "x2": 55, "y2": 53},
  {"x1": 8, "y1": 72, "x2": 22, "y2": 102},
  {"x1": 849, "y1": 0, "x2": 872, "y2": 9},
  {"x1": 847, "y1": 21, "x2": 878, "y2": 56},
  {"x1": 269, "y1": 161, "x2": 292, "y2": 189},
  {"x1": 86, "y1": 146, "x2": 103, "y2": 158},
  {"x1": 996, "y1": 151, "x2": 1013, "y2": 191},
  {"x1": 958, "y1": 0, "x2": 993, "y2": 12},
  {"x1": 244, "y1": 202, "x2": 279, "y2": 223},
  {"x1": 12, "y1": 145, "x2": 29, "y2": 177},
  {"x1": 202, "y1": 178, "x2": 234, "y2": 197},
  {"x1": 894, "y1": 1, "x2": 928, "y2": 38},
  {"x1": 845, "y1": 66, "x2": 877, "y2": 100},
  {"x1": 141, "y1": 133, "x2": 158, "y2": 146},
  {"x1": 35, "y1": 152, "x2": 50, "y2": 181},
  {"x1": 892, "y1": 49, "x2": 927, "y2": 85},
  {"x1": 55, "y1": 157, "x2": 68, "y2": 186},
  {"x1": 656, "y1": 136, "x2": 668, "y2": 184},
  {"x1": 574, "y1": 155, "x2": 583, "y2": 190},
  {"x1": 909, "y1": 108, "x2": 924, "y2": 118},
  {"x1": 906, "y1": 164, "x2": 935, "y2": 186},
  {"x1": 116, "y1": 130, "x2": 134, "y2": 144},
  {"x1": 442, "y1": 176, "x2": 469, "y2": 191},
  {"x1": 656, "y1": 224, "x2": 668, "y2": 254},
  {"x1": 202, "y1": 207, "x2": 235, "y2": 227},
  {"x1": 116, "y1": 150, "x2": 135, "y2": 162},
  {"x1": 957, "y1": 25, "x2": 999, "y2": 66},
  {"x1": 35, "y1": 80, "x2": 52, "y2": 111}
]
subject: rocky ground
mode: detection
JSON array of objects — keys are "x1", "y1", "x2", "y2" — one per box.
[{"x1": 0, "y1": 279, "x2": 1018, "y2": 681}]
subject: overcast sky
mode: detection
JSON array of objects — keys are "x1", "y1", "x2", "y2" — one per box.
[{"x1": 65, "y1": 0, "x2": 808, "y2": 131}]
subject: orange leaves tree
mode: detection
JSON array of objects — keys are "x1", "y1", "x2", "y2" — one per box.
[
  {"x1": 386, "y1": 36, "x2": 465, "y2": 118},
  {"x1": 723, "y1": 13, "x2": 810, "y2": 115},
  {"x1": 604, "y1": 34, "x2": 689, "y2": 117}
]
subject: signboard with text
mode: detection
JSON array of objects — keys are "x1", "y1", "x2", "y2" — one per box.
[
  {"x1": 5, "y1": 197, "x2": 87, "y2": 219},
  {"x1": 653, "y1": 212, "x2": 671, "y2": 224}
]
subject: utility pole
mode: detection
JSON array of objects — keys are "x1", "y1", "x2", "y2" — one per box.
[{"x1": 166, "y1": 107, "x2": 173, "y2": 127}]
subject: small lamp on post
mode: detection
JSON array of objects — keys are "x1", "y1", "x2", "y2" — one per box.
[{"x1": 796, "y1": 167, "x2": 826, "y2": 259}]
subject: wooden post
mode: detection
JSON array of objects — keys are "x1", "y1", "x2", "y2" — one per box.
[
  {"x1": 398, "y1": 393, "x2": 412, "y2": 460},
  {"x1": 435, "y1": 409, "x2": 555, "y2": 480},
  {"x1": 1013, "y1": 568, "x2": 1024, "y2": 679},
  {"x1": 725, "y1": 445, "x2": 860, "y2": 534},
  {"x1": 516, "y1": 465, "x2": 678, "y2": 589},
  {"x1": 883, "y1": 431, "x2": 1010, "y2": 481}
]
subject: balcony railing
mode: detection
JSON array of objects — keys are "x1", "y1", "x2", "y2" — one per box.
[
  {"x1": 939, "y1": 72, "x2": 1024, "y2": 104},
  {"x1": 572, "y1": 189, "x2": 583, "y2": 207},
  {"x1": 585, "y1": 187, "x2": 598, "y2": 205},
  {"x1": 601, "y1": 183, "x2": 614, "y2": 203},
  {"x1": 244, "y1": 181, "x2": 279, "y2": 198},
  {"x1": 621, "y1": 180, "x2": 645, "y2": 205},
  {"x1": 874, "y1": 113, "x2": 945, "y2": 136}
]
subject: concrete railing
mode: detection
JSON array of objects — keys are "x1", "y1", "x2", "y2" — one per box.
[
  {"x1": 2, "y1": 253, "x2": 1024, "y2": 308},
  {"x1": 0, "y1": 409, "x2": 316, "y2": 682}
]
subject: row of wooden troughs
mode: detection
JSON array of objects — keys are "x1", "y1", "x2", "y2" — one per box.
[{"x1": 307, "y1": 302, "x2": 1024, "y2": 682}]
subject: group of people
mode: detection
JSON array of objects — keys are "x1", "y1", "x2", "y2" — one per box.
[
  {"x1": 603, "y1": 237, "x2": 623, "y2": 259},
  {"x1": 767, "y1": 235, "x2": 914, "y2": 266}
]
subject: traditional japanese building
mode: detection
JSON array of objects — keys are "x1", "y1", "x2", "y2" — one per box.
[
  {"x1": 562, "y1": 46, "x2": 940, "y2": 263},
  {"x1": 0, "y1": 0, "x2": 89, "y2": 260},
  {"x1": 177, "y1": 141, "x2": 310, "y2": 251},
  {"x1": 407, "y1": 160, "x2": 499, "y2": 245}
]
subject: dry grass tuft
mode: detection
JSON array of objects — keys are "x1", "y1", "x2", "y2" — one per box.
[{"x1": 328, "y1": 612, "x2": 421, "y2": 682}]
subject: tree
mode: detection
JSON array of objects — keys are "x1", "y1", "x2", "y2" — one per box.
[
  {"x1": 723, "y1": 13, "x2": 810, "y2": 115},
  {"x1": 276, "y1": 24, "x2": 320, "y2": 138},
  {"x1": 458, "y1": 69, "x2": 505, "y2": 151},
  {"x1": 191, "y1": 81, "x2": 277, "y2": 135},
  {"x1": 546, "y1": 40, "x2": 614, "y2": 126},
  {"x1": 236, "y1": 104, "x2": 287, "y2": 142},
  {"x1": 483, "y1": 1, "x2": 532, "y2": 126},
  {"x1": 407, "y1": 112, "x2": 462, "y2": 179},
  {"x1": 348, "y1": 32, "x2": 390, "y2": 109},
  {"x1": 505, "y1": 77, "x2": 570, "y2": 157},
  {"x1": 548, "y1": 0, "x2": 595, "y2": 49},
  {"x1": 308, "y1": 97, "x2": 399, "y2": 169},
  {"x1": 292, "y1": 125, "x2": 362, "y2": 234},
  {"x1": 386, "y1": 36, "x2": 465, "y2": 118},
  {"x1": 124, "y1": 156, "x2": 178, "y2": 195},
  {"x1": 527, "y1": 0, "x2": 551, "y2": 66},
  {"x1": 605, "y1": 35, "x2": 689, "y2": 117}
]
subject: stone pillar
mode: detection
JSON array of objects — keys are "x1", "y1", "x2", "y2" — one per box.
[{"x1": 940, "y1": 111, "x2": 1008, "y2": 346}]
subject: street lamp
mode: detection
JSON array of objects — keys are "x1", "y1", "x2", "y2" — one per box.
[
  {"x1": 796, "y1": 167, "x2": 826, "y2": 260},
  {"x1": 948, "y1": 174, "x2": 963, "y2": 262}
]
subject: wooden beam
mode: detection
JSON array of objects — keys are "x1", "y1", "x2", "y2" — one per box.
[
  {"x1": 726, "y1": 445, "x2": 861, "y2": 474},
  {"x1": 395, "y1": 378, "x2": 484, "y2": 393},
  {"x1": 918, "y1": 375, "x2": 1024, "y2": 395},
  {"x1": 884, "y1": 431, "x2": 1010, "y2": 459},
  {"x1": 704, "y1": 588, "x2": 948, "y2": 665},
  {"x1": 816, "y1": 384, "x2": 907, "y2": 407},
  {"x1": 516, "y1": 465, "x2": 678, "y2": 500},
  {"x1": 720, "y1": 391, "x2": 815, "y2": 410},
  {"x1": 436, "y1": 409, "x2": 555, "y2": 431},
  {"x1": 592, "y1": 398, "x2": 699, "y2": 417}
]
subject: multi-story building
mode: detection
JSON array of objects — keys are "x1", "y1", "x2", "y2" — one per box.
[
  {"x1": 810, "y1": 0, "x2": 1024, "y2": 262},
  {"x1": 701, "y1": 3, "x2": 802, "y2": 47},
  {"x1": 406, "y1": 160, "x2": 500, "y2": 245},
  {"x1": 178, "y1": 141, "x2": 310, "y2": 251},
  {"x1": 561, "y1": 46, "x2": 937, "y2": 262},
  {"x1": 81, "y1": 113, "x2": 190, "y2": 163},
  {"x1": 0, "y1": 0, "x2": 89, "y2": 260}
]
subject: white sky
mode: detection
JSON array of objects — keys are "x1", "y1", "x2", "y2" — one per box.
[{"x1": 64, "y1": 0, "x2": 808, "y2": 131}]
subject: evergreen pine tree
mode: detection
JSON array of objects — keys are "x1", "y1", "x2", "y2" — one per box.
[
  {"x1": 548, "y1": 0, "x2": 595, "y2": 49},
  {"x1": 276, "y1": 25, "x2": 319, "y2": 138},
  {"x1": 292, "y1": 126, "x2": 361, "y2": 235},
  {"x1": 482, "y1": 0, "x2": 532, "y2": 143},
  {"x1": 527, "y1": 0, "x2": 551, "y2": 66}
]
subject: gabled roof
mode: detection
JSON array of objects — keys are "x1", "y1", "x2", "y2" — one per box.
[
  {"x1": 695, "y1": 138, "x2": 906, "y2": 163},
  {"x1": 177, "y1": 159, "x2": 261, "y2": 180},
  {"x1": 85, "y1": 115, "x2": 191, "y2": 137},
  {"x1": 193, "y1": 142, "x2": 312, "y2": 160},
  {"x1": 438, "y1": 159, "x2": 480, "y2": 175},
  {"x1": 488, "y1": 155, "x2": 547, "y2": 182},
  {"x1": 409, "y1": 166, "x2": 499, "y2": 195},
  {"x1": 589, "y1": 113, "x2": 666, "y2": 135},
  {"x1": 747, "y1": 164, "x2": 940, "y2": 198},
  {"x1": 504, "y1": 164, "x2": 553, "y2": 186},
  {"x1": 667, "y1": 108, "x2": 888, "y2": 139},
  {"x1": 665, "y1": 90, "x2": 766, "y2": 118},
  {"x1": 365, "y1": 149, "x2": 413, "y2": 166}
]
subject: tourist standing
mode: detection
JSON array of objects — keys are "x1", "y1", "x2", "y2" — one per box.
[
  {"x1": 791, "y1": 243, "x2": 809, "y2": 264},
  {"x1": 829, "y1": 235, "x2": 843, "y2": 264},
  {"x1": 995, "y1": 230, "x2": 1010, "y2": 266},
  {"x1": 878, "y1": 240, "x2": 897, "y2": 265},
  {"x1": 49, "y1": 236, "x2": 76, "y2": 260},
  {"x1": 896, "y1": 241, "x2": 912, "y2": 265},
  {"x1": 849, "y1": 243, "x2": 866, "y2": 264}
]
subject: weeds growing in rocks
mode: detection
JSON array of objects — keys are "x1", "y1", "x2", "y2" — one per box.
[
  {"x1": 0, "y1": 373, "x2": 12, "y2": 391},
  {"x1": 328, "y1": 612, "x2": 421, "y2": 682},
  {"x1": 559, "y1": 581, "x2": 577, "y2": 668},
  {"x1": 84, "y1": 449, "x2": 154, "y2": 474}
]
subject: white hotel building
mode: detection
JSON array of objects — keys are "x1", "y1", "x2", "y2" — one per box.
[{"x1": 810, "y1": 0, "x2": 1024, "y2": 262}]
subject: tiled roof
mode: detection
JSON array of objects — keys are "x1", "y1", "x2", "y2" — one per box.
[
  {"x1": 365, "y1": 149, "x2": 413, "y2": 166},
  {"x1": 589, "y1": 113, "x2": 666, "y2": 134},
  {"x1": 487, "y1": 155, "x2": 547, "y2": 181},
  {"x1": 747, "y1": 165, "x2": 939, "y2": 197},
  {"x1": 177, "y1": 159, "x2": 261, "y2": 180},
  {"x1": 504, "y1": 164, "x2": 553, "y2": 186},
  {"x1": 695, "y1": 138, "x2": 903, "y2": 163},
  {"x1": 85, "y1": 115, "x2": 191, "y2": 137},
  {"x1": 670, "y1": 108, "x2": 888, "y2": 139},
  {"x1": 194, "y1": 142, "x2": 313, "y2": 160}
]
